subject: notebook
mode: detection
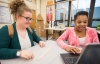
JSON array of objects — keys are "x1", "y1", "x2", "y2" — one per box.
[{"x1": 60, "y1": 43, "x2": 100, "y2": 64}]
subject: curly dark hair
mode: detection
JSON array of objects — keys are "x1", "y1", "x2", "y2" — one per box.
[
  {"x1": 74, "y1": 11, "x2": 88, "y2": 21},
  {"x1": 9, "y1": 0, "x2": 32, "y2": 15}
]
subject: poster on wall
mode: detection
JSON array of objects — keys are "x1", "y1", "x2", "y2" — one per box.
[
  {"x1": 46, "y1": 6, "x2": 53, "y2": 23},
  {"x1": 0, "y1": 6, "x2": 11, "y2": 24}
]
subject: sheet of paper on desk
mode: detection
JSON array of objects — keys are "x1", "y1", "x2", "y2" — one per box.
[
  {"x1": 37, "y1": 47, "x2": 52, "y2": 61},
  {"x1": 33, "y1": 48, "x2": 41, "y2": 55},
  {"x1": 24, "y1": 46, "x2": 59, "y2": 64}
]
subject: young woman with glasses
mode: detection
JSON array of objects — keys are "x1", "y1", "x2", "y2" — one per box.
[{"x1": 0, "y1": 0, "x2": 45, "y2": 59}]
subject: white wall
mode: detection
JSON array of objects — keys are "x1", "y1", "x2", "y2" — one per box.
[
  {"x1": 25, "y1": 0, "x2": 36, "y2": 10},
  {"x1": 36, "y1": 0, "x2": 41, "y2": 17},
  {"x1": 0, "y1": 0, "x2": 38, "y2": 28},
  {"x1": 0, "y1": 0, "x2": 13, "y2": 3},
  {"x1": 41, "y1": 0, "x2": 48, "y2": 25}
]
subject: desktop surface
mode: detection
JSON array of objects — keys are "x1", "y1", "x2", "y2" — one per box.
[{"x1": 0, "y1": 40, "x2": 67, "y2": 64}]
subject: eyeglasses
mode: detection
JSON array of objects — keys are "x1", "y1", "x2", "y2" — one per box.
[{"x1": 20, "y1": 15, "x2": 34, "y2": 21}]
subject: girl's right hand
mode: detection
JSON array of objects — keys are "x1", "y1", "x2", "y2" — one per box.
[
  {"x1": 66, "y1": 46, "x2": 81, "y2": 54},
  {"x1": 20, "y1": 50, "x2": 34, "y2": 59}
]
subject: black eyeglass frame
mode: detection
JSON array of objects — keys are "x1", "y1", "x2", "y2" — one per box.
[{"x1": 19, "y1": 14, "x2": 34, "y2": 21}]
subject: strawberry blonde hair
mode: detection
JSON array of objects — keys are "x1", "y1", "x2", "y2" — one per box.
[{"x1": 9, "y1": 0, "x2": 32, "y2": 20}]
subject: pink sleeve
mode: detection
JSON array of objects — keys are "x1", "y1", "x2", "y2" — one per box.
[
  {"x1": 56, "y1": 29, "x2": 69, "y2": 50},
  {"x1": 91, "y1": 29, "x2": 99, "y2": 43}
]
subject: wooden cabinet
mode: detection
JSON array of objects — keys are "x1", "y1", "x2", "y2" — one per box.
[{"x1": 30, "y1": 10, "x2": 36, "y2": 29}]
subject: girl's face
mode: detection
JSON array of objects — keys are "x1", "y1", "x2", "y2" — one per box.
[
  {"x1": 74, "y1": 15, "x2": 88, "y2": 32},
  {"x1": 17, "y1": 11, "x2": 32, "y2": 29}
]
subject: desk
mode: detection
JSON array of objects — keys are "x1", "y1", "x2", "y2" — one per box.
[
  {"x1": 96, "y1": 30, "x2": 100, "y2": 34},
  {"x1": 0, "y1": 40, "x2": 67, "y2": 64},
  {"x1": 45, "y1": 28, "x2": 67, "y2": 40},
  {"x1": 96, "y1": 30, "x2": 100, "y2": 41}
]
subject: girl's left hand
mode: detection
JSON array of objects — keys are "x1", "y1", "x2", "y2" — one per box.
[{"x1": 39, "y1": 41, "x2": 45, "y2": 47}]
